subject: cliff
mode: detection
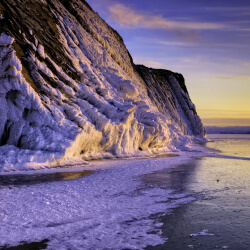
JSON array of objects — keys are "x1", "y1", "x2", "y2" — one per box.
[
  {"x1": 136, "y1": 65, "x2": 204, "y2": 136},
  {"x1": 0, "y1": 0, "x2": 205, "y2": 170}
]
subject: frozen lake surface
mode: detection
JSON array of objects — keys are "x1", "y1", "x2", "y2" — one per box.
[
  {"x1": 146, "y1": 134, "x2": 250, "y2": 249},
  {"x1": 0, "y1": 135, "x2": 250, "y2": 249}
]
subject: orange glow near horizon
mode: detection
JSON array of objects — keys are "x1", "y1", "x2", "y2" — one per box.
[
  {"x1": 197, "y1": 109, "x2": 250, "y2": 127},
  {"x1": 186, "y1": 73, "x2": 250, "y2": 127}
]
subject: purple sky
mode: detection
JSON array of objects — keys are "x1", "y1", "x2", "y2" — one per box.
[{"x1": 88, "y1": 0, "x2": 250, "y2": 126}]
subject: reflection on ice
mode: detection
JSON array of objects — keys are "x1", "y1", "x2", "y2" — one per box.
[
  {"x1": 146, "y1": 135, "x2": 250, "y2": 250},
  {"x1": 0, "y1": 171, "x2": 94, "y2": 187}
]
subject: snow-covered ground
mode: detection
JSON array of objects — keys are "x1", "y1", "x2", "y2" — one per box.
[{"x1": 0, "y1": 153, "x2": 199, "y2": 249}]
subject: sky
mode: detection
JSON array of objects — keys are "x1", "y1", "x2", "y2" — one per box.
[{"x1": 88, "y1": 0, "x2": 250, "y2": 127}]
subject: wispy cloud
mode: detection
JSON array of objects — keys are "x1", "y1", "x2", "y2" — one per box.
[
  {"x1": 135, "y1": 36, "x2": 250, "y2": 50},
  {"x1": 243, "y1": 62, "x2": 250, "y2": 68},
  {"x1": 132, "y1": 56, "x2": 162, "y2": 68},
  {"x1": 198, "y1": 109, "x2": 250, "y2": 119},
  {"x1": 217, "y1": 75, "x2": 250, "y2": 81},
  {"x1": 108, "y1": 4, "x2": 227, "y2": 31},
  {"x1": 142, "y1": 61, "x2": 162, "y2": 68},
  {"x1": 237, "y1": 28, "x2": 250, "y2": 32},
  {"x1": 180, "y1": 57, "x2": 200, "y2": 64},
  {"x1": 134, "y1": 37, "x2": 199, "y2": 47},
  {"x1": 157, "y1": 40, "x2": 198, "y2": 47},
  {"x1": 203, "y1": 6, "x2": 250, "y2": 16}
]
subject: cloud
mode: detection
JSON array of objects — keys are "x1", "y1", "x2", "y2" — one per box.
[
  {"x1": 142, "y1": 61, "x2": 162, "y2": 68},
  {"x1": 157, "y1": 40, "x2": 198, "y2": 47},
  {"x1": 243, "y1": 62, "x2": 250, "y2": 68},
  {"x1": 135, "y1": 36, "x2": 250, "y2": 50},
  {"x1": 217, "y1": 75, "x2": 250, "y2": 81},
  {"x1": 108, "y1": 4, "x2": 227, "y2": 31},
  {"x1": 203, "y1": 6, "x2": 250, "y2": 16},
  {"x1": 132, "y1": 56, "x2": 162, "y2": 68},
  {"x1": 134, "y1": 37, "x2": 200, "y2": 47},
  {"x1": 237, "y1": 28, "x2": 250, "y2": 31},
  {"x1": 180, "y1": 57, "x2": 198, "y2": 63}
]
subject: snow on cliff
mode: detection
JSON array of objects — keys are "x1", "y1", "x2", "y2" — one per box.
[{"x1": 0, "y1": 0, "x2": 205, "y2": 171}]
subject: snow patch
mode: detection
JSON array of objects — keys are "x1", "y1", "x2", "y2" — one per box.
[
  {"x1": 190, "y1": 229, "x2": 214, "y2": 237},
  {"x1": 0, "y1": 33, "x2": 14, "y2": 45},
  {"x1": 37, "y1": 44, "x2": 45, "y2": 59}
]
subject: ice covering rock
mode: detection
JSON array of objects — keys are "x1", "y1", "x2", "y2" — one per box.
[
  {"x1": 136, "y1": 65, "x2": 205, "y2": 136},
  {"x1": 0, "y1": 0, "x2": 205, "y2": 170}
]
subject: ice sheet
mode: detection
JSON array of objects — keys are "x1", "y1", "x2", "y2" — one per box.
[{"x1": 0, "y1": 155, "x2": 195, "y2": 249}]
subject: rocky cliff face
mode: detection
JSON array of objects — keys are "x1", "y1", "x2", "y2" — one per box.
[
  {"x1": 136, "y1": 65, "x2": 205, "y2": 136},
  {"x1": 0, "y1": 0, "x2": 205, "y2": 170}
]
